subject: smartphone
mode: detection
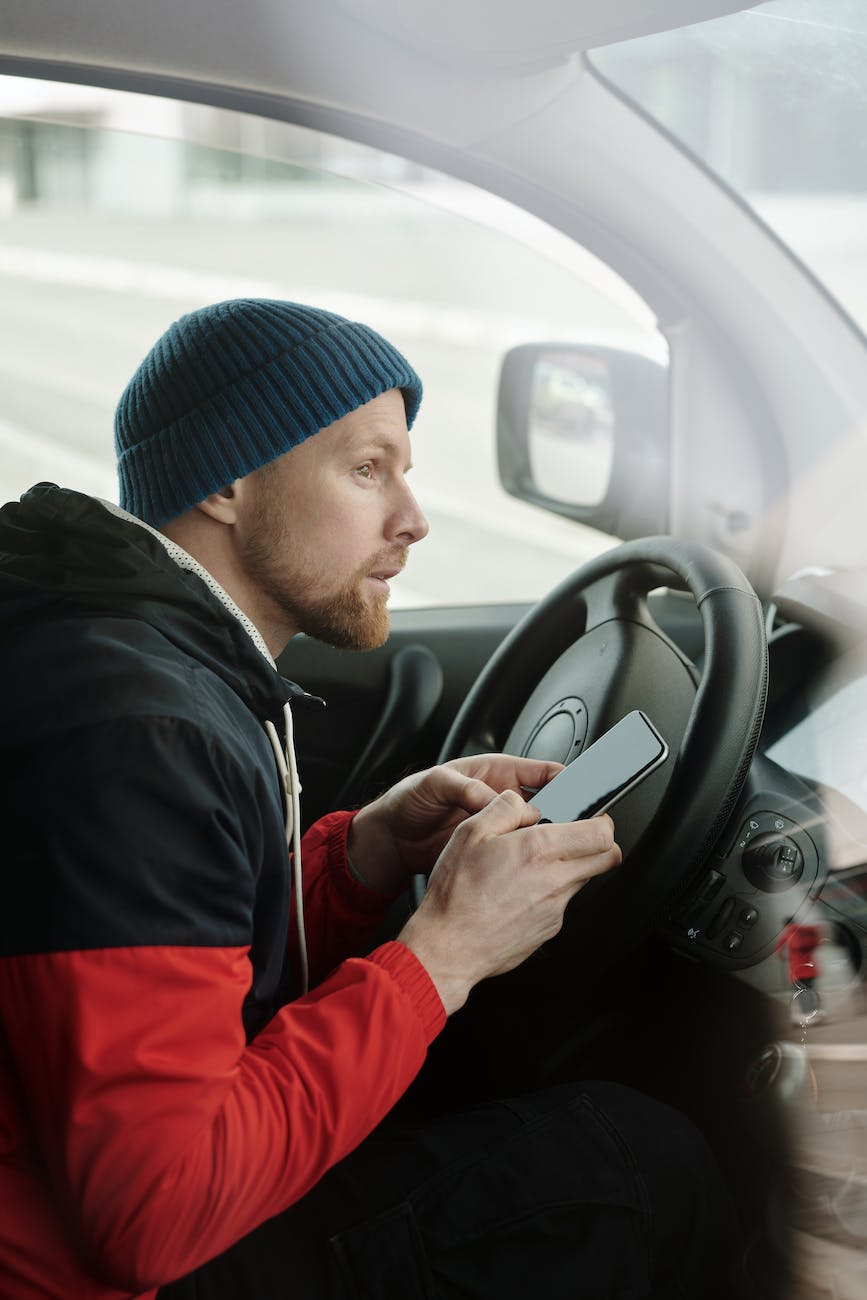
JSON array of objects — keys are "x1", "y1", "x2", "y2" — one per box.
[{"x1": 529, "y1": 710, "x2": 668, "y2": 824}]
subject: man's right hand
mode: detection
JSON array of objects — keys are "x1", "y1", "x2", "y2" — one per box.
[{"x1": 396, "y1": 790, "x2": 621, "y2": 1016}]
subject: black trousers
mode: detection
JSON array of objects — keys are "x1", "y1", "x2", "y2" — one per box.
[
  {"x1": 160, "y1": 945, "x2": 789, "y2": 1299},
  {"x1": 161, "y1": 1079, "x2": 749, "y2": 1300}
]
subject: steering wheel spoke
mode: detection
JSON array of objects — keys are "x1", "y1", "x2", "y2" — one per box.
[
  {"x1": 582, "y1": 560, "x2": 667, "y2": 631},
  {"x1": 439, "y1": 537, "x2": 768, "y2": 967}
]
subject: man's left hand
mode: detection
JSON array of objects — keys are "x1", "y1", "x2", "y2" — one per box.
[{"x1": 345, "y1": 754, "x2": 565, "y2": 895}]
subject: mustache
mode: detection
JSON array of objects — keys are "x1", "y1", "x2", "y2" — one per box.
[{"x1": 363, "y1": 548, "x2": 408, "y2": 577}]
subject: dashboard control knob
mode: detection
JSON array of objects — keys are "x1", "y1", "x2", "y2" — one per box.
[{"x1": 742, "y1": 832, "x2": 804, "y2": 891}]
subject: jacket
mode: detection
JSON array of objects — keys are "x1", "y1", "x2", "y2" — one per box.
[{"x1": 0, "y1": 484, "x2": 445, "y2": 1298}]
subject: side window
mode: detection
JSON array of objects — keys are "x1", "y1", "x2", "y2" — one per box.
[{"x1": 0, "y1": 77, "x2": 664, "y2": 606}]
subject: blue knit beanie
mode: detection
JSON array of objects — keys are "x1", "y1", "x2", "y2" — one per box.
[{"x1": 114, "y1": 298, "x2": 423, "y2": 526}]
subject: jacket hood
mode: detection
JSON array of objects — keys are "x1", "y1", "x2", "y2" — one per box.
[{"x1": 0, "y1": 483, "x2": 297, "y2": 744}]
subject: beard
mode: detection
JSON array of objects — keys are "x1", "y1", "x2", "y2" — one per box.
[
  {"x1": 281, "y1": 568, "x2": 392, "y2": 651},
  {"x1": 243, "y1": 485, "x2": 400, "y2": 652}
]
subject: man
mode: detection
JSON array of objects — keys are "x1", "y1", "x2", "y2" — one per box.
[{"x1": 0, "y1": 299, "x2": 747, "y2": 1299}]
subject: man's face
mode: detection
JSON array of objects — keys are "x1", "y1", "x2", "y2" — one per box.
[{"x1": 241, "y1": 388, "x2": 429, "y2": 651}]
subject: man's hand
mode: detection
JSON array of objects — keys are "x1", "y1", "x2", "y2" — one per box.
[
  {"x1": 398, "y1": 793, "x2": 621, "y2": 1015},
  {"x1": 346, "y1": 755, "x2": 565, "y2": 895}
]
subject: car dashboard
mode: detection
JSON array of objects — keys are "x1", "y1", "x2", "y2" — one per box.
[{"x1": 664, "y1": 568, "x2": 867, "y2": 979}]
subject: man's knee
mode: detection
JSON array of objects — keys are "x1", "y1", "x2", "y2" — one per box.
[{"x1": 577, "y1": 1081, "x2": 752, "y2": 1297}]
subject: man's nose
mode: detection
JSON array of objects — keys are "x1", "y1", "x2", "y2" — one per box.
[{"x1": 394, "y1": 485, "x2": 429, "y2": 545}]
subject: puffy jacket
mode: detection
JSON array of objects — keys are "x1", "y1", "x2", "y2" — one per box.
[{"x1": 0, "y1": 484, "x2": 444, "y2": 1298}]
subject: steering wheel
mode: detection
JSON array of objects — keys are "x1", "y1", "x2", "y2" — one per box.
[{"x1": 437, "y1": 537, "x2": 768, "y2": 966}]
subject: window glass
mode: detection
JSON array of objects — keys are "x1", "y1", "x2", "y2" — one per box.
[
  {"x1": 0, "y1": 77, "x2": 662, "y2": 606},
  {"x1": 590, "y1": 0, "x2": 867, "y2": 335}
]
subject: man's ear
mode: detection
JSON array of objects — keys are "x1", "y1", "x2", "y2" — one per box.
[{"x1": 194, "y1": 480, "x2": 243, "y2": 525}]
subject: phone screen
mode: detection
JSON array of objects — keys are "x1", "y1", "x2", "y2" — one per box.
[{"x1": 529, "y1": 710, "x2": 668, "y2": 824}]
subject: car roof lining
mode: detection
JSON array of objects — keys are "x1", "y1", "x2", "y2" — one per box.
[{"x1": 0, "y1": 1, "x2": 761, "y2": 120}]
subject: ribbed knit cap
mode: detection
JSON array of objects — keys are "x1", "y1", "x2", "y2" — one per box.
[{"x1": 115, "y1": 298, "x2": 423, "y2": 526}]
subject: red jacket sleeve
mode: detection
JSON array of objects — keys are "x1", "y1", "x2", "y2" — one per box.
[
  {"x1": 298, "y1": 810, "x2": 402, "y2": 983},
  {"x1": 0, "y1": 940, "x2": 444, "y2": 1294}
]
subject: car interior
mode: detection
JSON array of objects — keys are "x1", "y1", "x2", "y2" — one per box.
[{"x1": 2, "y1": 1, "x2": 866, "y2": 1297}]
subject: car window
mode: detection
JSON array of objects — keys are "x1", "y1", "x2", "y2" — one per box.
[
  {"x1": 589, "y1": 0, "x2": 867, "y2": 336},
  {"x1": 0, "y1": 76, "x2": 664, "y2": 608}
]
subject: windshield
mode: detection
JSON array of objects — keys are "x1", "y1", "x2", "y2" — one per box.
[{"x1": 590, "y1": 0, "x2": 867, "y2": 333}]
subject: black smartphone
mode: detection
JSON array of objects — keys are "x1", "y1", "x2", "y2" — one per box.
[{"x1": 529, "y1": 710, "x2": 668, "y2": 824}]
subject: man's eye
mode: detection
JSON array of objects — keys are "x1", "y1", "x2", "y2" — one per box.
[{"x1": 355, "y1": 463, "x2": 373, "y2": 479}]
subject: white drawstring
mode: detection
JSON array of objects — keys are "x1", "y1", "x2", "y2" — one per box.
[{"x1": 265, "y1": 701, "x2": 309, "y2": 995}]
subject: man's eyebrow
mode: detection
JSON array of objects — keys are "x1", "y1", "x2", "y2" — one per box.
[{"x1": 350, "y1": 437, "x2": 413, "y2": 469}]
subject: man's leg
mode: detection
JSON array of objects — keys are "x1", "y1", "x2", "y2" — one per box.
[{"x1": 158, "y1": 1079, "x2": 754, "y2": 1300}]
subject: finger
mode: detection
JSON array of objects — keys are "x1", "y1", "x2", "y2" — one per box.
[
  {"x1": 448, "y1": 753, "x2": 565, "y2": 796},
  {"x1": 514, "y1": 813, "x2": 619, "y2": 864},
  {"x1": 547, "y1": 812, "x2": 618, "y2": 857},
  {"x1": 460, "y1": 787, "x2": 542, "y2": 837},
  {"x1": 510, "y1": 755, "x2": 567, "y2": 795},
  {"x1": 428, "y1": 767, "x2": 500, "y2": 816},
  {"x1": 547, "y1": 838, "x2": 623, "y2": 892}
]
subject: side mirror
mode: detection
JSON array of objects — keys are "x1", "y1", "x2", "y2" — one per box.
[{"x1": 496, "y1": 343, "x2": 669, "y2": 540}]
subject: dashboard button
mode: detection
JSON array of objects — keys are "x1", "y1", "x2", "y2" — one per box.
[
  {"x1": 740, "y1": 907, "x2": 759, "y2": 928},
  {"x1": 697, "y1": 869, "x2": 726, "y2": 903},
  {"x1": 707, "y1": 896, "x2": 736, "y2": 940},
  {"x1": 671, "y1": 868, "x2": 726, "y2": 927}
]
